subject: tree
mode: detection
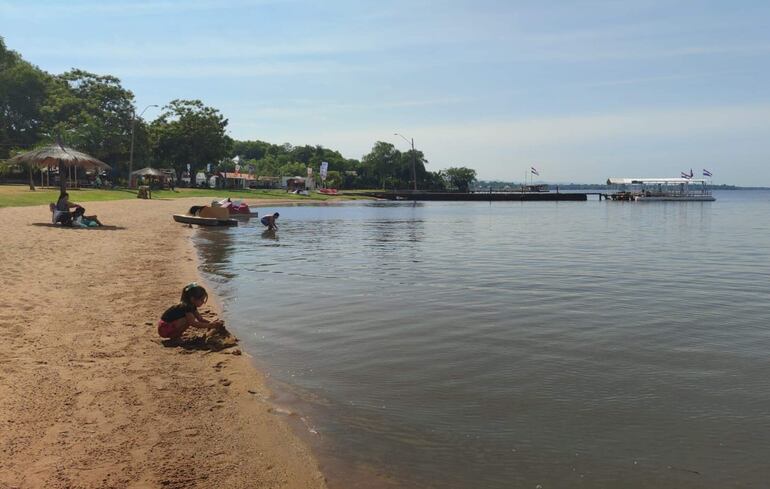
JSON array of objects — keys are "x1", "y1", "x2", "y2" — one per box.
[
  {"x1": 444, "y1": 167, "x2": 477, "y2": 192},
  {"x1": 361, "y1": 141, "x2": 402, "y2": 188},
  {"x1": 43, "y1": 69, "x2": 135, "y2": 176},
  {"x1": 424, "y1": 170, "x2": 448, "y2": 191},
  {"x1": 400, "y1": 148, "x2": 429, "y2": 189},
  {"x1": 150, "y1": 99, "x2": 229, "y2": 178},
  {"x1": 324, "y1": 170, "x2": 342, "y2": 188},
  {"x1": 0, "y1": 37, "x2": 51, "y2": 160},
  {"x1": 230, "y1": 139, "x2": 270, "y2": 160},
  {"x1": 279, "y1": 162, "x2": 307, "y2": 178},
  {"x1": 291, "y1": 144, "x2": 314, "y2": 164}
]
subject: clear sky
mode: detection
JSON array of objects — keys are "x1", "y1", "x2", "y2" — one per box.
[{"x1": 2, "y1": 0, "x2": 769, "y2": 185}]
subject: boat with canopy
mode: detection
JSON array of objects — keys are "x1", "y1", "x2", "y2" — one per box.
[{"x1": 606, "y1": 177, "x2": 715, "y2": 201}]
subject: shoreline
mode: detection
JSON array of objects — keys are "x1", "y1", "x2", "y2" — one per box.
[{"x1": 0, "y1": 197, "x2": 328, "y2": 488}]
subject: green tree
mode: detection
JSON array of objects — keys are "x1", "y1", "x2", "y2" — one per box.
[
  {"x1": 361, "y1": 141, "x2": 402, "y2": 188},
  {"x1": 251, "y1": 155, "x2": 281, "y2": 176},
  {"x1": 43, "y1": 69, "x2": 135, "y2": 175},
  {"x1": 291, "y1": 144, "x2": 314, "y2": 164},
  {"x1": 279, "y1": 162, "x2": 307, "y2": 177},
  {"x1": 400, "y1": 148, "x2": 429, "y2": 189},
  {"x1": 0, "y1": 37, "x2": 52, "y2": 159},
  {"x1": 324, "y1": 170, "x2": 342, "y2": 188},
  {"x1": 230, "y1": 139, "x2": 270, "y2": 160},
  {"x1": 424, "y1": 170, "x2": 448, "y2": 191},
  {"x1": 150, "y1": 99, "x2": 229, "y2": 178},
  {"x1": 444, "y1": 166, "x2": 477, "y2": 192}
]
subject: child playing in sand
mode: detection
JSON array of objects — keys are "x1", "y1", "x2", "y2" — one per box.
[{"x1": 158, "y1": 283, "x2": 224, "y2": 339}]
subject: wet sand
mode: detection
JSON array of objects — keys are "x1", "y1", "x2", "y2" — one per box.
[{"x1": 0, "y1": 197, "x2": 328, "y2": 488}]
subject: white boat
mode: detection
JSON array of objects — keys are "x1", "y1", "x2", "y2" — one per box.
[{"x1": 606, "y1": 178, "x2": 715, "y2": 202}]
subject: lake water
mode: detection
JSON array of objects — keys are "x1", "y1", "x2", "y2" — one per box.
[{"x1": 194, "y1": 190, "x2": 770, "y2": 489}]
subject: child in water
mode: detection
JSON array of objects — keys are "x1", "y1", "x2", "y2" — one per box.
[
  {"x1": 260, "y1": 212, "x2": 279, "y2": 231},
  {"x1": 158, "y1": 283, "x2": 224, "y2": 339}
]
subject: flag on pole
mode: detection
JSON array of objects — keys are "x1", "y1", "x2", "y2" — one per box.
[
  {"x1": 530, "y1": 166, "x2": 539, "y2": 176},
  {"x1": 681, "y1": 172, "x2": 691, "y2": 179},
  {"x1": 703, "y1": 169, "x2": 712, "y2": 177},
  {"x1": 320, "y1": 161, "x2": 328, "y2": 180}
]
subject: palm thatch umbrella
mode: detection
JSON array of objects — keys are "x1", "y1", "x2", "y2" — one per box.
[
  {"x1": 131, "y1": 167, "x2": 165, "y2": 177},
  {"x1": 130, "y1": 167, "x2": 168, "y2": 188},
  {"x1": 8, "y1": 141, "x2": 111, "y2": 193}
]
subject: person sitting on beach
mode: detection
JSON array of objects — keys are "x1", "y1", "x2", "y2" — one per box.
[
  {"x1": 50, "y1": 190, "x2": 80, "y2": 225},
  {"x1": 72, "y1": 206, "x2": 103, "y2": 227},
  {"x1": 56, "y1": 190, "x2": 79, "y2": 212},
  {"x1": 158, "y1": 283, "x2": 224, "y2": 339},
  {"x1": 260, "y1": 212, "x2": 279, "y2": 231}
]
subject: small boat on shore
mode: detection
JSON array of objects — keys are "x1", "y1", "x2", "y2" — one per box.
[
  {"x1": 607, "y1": 178, "x2": 715, "y2": 202},
  {"x1": 173, "y1": 205, "x2": 238, "y2": 226},
  {"x1": 212, "y1": 198, "x2": 259, "y2": 217}
]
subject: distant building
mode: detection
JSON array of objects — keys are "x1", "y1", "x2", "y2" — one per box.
[
  {"x1": 283, "y1": 176, "x2": 308, "y2": 191},
  {"x1": 220, "y1": 171, "x2": 256, "y2": 189},
  {"x1": 249, "y1": 176, "x2": 281, "y2": 189}
]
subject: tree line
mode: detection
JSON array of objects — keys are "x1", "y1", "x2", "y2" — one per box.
[{"x1": 1, "y1": 38, "x2": 477, "y2": 191}]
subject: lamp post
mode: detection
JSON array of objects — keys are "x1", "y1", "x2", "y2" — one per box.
[
  {"x1": 129, "y1": 104, "x2": 158, "y2": 188},
  {"x1": 394, "y1": 132, "x2": 417, "y2": 191}
]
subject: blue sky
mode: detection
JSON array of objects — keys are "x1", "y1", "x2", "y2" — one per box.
[{"x1": 2, "y1": 0, "x2": 769, "y2": 185}]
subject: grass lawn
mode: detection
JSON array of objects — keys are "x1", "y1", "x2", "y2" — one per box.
[{"x1": 0, "y1": 184, "x2": 370, "y2": 208}]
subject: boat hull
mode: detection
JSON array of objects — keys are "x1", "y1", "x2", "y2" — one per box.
[
  {"x1": 637, "y1": 195, "x2": 715, "y2": 201},
  {"x1": 173, "y1": 214, "x2": 238, "y2": 226}
]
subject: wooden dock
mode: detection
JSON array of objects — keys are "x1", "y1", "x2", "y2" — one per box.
[{"x1": 365, "y1": 191, "x2": 588, "y2": 201}]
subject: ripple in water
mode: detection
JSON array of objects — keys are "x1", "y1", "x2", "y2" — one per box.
[{"x1": 194, "y1": 192, "x2": 770, "y2": 489}]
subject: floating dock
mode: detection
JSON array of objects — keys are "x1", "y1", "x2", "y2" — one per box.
[{"x1": 365, "y1": 191, "x2": 588, "y2": 201}]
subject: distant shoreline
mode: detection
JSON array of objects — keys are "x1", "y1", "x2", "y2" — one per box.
[{"x1": 474, "y1": 183, "x2": 768, "y2": 191}]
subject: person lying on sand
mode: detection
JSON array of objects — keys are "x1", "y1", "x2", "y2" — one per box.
[
  {"x1": 72, "y1": 206, "x2": 103, "y2": 227},
  {"x1": 158, "y1": 283, "x2": 224, "y2": 339}
]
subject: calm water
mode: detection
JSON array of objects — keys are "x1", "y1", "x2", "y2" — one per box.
[{"x1": 194, "y1": 190, "x2": 770, "y2": 489}]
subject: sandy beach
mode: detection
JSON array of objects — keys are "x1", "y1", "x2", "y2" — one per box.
[{"x1": 0, "y1": 197, "x2": 328, "y2": 489}]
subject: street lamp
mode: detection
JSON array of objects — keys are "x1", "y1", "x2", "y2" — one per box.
[
  {"x1": 129, "y1": 104, "x2": 158, "y2": 187},
  {"x1": 394, "y1": 132, "x2": 417, "y2": 191}
]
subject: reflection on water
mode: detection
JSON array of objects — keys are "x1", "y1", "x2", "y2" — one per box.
[
  {"x1": 195, "y1": 227, "x2": 236, "y2": 281},
  {"x1": 261, "y1": 229, "x2": 278, "y2": 241},
  {"x1": 193, "y1": 193, "x2": 770, "y2": 489}
]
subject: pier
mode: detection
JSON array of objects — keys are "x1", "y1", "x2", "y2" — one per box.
[{"x1": 364, "y1": 191, "x2": 588, "y2": 201}]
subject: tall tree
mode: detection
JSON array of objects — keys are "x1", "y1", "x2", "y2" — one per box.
[
  {"x1": 444, "y1": 166, "x2": 477, "y2": 192},
  {"x1": 361, "y1": 141, "x2": 402, "y2": 188},
  {"x1": 400, "y1": 148, "x2": 429, "y2": 189},
  {"x1": 0, "y1": 37, "x2": 51, "y2": 159},
  {"x1": 41, "y1": 69, "x2": 135, "y2": 177},
  {"x1": 150, "y1": 99, "x2": 229, "y2": 178}
]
